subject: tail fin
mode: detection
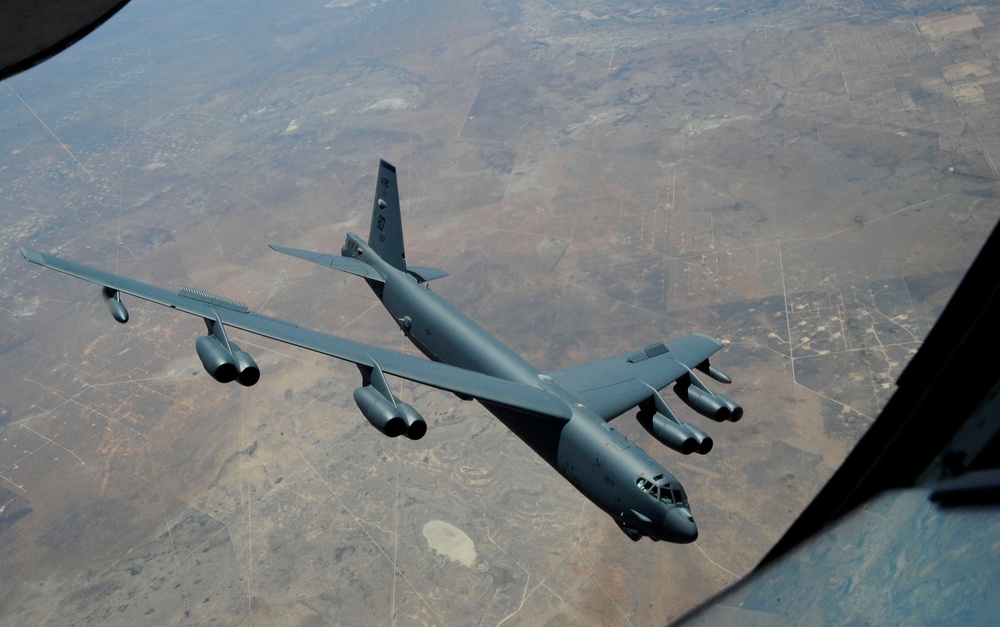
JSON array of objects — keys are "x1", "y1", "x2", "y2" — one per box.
[{"x1": 368, "y1": 159, "x2": 406, "y2": 272}]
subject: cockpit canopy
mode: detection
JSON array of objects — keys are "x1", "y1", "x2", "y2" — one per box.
[{"x1": 636, "y1": 474, "x2": 688, "y2": 507}]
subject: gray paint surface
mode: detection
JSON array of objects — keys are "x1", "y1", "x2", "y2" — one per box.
[{"x1": 22, "y1": 159, "x2": 740, "y2": 543}]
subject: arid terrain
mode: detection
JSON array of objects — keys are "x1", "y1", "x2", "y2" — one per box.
[{"x1": 1, "y1": 0, "x2": 999, "y2": 624}]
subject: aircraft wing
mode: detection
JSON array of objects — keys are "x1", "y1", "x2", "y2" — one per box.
[
  {"x1": 544, "y1": 334, "x2": 724, "y2": 421},
  {"x1": 20, "y1": 247, "x2": 570, "y2": 420}
]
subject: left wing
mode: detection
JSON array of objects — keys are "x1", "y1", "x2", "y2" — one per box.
[
  {"x1": 20, "y1": 247, "x2": 570, "y2": 421},
  {"x1": 545, "y1": 334, "x2": 726, "y2": 421}
]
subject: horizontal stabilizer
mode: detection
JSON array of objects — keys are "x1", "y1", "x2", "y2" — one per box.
[
  {"x1": 269, "y1": 244, "x2": 384, "y2": 282},
  {"x1": 406, "y1": 265, "x2": 448, "y2": 283}
]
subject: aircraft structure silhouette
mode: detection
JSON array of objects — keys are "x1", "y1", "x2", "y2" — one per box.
[{"x1": 22, "y1": 159, "x2": 742, "y2": 542}]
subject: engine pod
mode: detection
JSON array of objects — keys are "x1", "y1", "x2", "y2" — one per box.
[
  {"x1": 637, "y1": 411, "x2": 698, "y2": 455},
  {"x1": 674, "y1": 383, "x2": 730, "y2": 422},
  {"x1": 683, "y1": 422, "x2": 714, "y2": 455},
  {"x1": 396, "y1": 401, "x2": 427, "y2": 440},
  {"x1": 229, "y1": 342, "x2": 260, "y2": 387},
  {"x1": 195, "y1": 335, "x2": 237, "y2": 383},
  {"x1": 354, "y1": 386, "x2": 406, "y2": 438}
]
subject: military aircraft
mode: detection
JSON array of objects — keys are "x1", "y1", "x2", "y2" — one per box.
[{"x1": 21, "y1": 159, "x2": 742, "y2": 543}]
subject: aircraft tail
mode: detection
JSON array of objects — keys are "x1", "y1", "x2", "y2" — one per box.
[
  {"x1": 368, "y1": 159, "x2": 406, "y2": 272},
  {"x1": 270, "y1": 159, "x2": 448, "y2": 284}
]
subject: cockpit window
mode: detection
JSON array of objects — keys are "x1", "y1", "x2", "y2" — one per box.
[
  {"x1": 674, "y1": 486, "x2": 688, "y2": 506},
  {"x1": 636, "y1": 478, "x2": 654, "y2": 493},
  {"x1": 637, "y1": 476, "x2": 688, "y2": 506}
]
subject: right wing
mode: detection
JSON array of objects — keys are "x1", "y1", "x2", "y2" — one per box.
[
  {"x1": 545, "y1": 334, "x2": 724, "y2": 421},
  {"x1": 20, "y1": 247, "x2": 570, "y2": 421}
]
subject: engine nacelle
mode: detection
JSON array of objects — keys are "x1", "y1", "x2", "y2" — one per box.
[
  {"x1": 353, "y1": 386, "x2": 406, "y2": 438},
  {"x1": 682, "y1": 421, "x2": 714, "y2": 455},
  {"x1": 195, "y1": 335, "x2": 238, "y2": 383},
  {"x1": 637, "y1": 411, "x2": 698, "y2": 455},
  {"x1": 674, "y1": 383, "x2": 730, "y2": 422},
  {"x1": 396, "y1": 401, "x2": 427, "y2": 441},
  {"x1": 229, "y1": 342, "x2": 260, "y2": 387},
  {"x1": 715, "y1": 392, "x2": 742, "y2": 422}
]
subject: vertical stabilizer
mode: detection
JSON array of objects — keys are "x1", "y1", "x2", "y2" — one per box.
[{"x1": 368, "y1": 159, "x2": 406, "y2": 272}]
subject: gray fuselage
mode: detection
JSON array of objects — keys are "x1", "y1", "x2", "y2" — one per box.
[{"x1": 345, "y1": 233, "x2": 698, "y2": 543}]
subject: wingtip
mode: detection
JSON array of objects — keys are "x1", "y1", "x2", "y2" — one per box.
[{"x1": 20, "y1": 246, "x2": 44, "y2": 264}]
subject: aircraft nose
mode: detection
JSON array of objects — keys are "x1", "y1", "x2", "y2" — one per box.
[{"x1": 662, "y1": 507, "x2": 698, "y2": 543}]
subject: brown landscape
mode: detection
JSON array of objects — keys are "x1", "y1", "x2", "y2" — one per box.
[{"x1": 1, "y1": 0, "x2": 999, "y2": 624}]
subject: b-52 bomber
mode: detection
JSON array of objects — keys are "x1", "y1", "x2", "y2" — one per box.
[{"x1": 21, "y1": 159, "x2": 742, "y2": 543}]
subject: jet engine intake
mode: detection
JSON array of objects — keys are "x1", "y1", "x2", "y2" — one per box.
[
  {"x1": 195, "y1": 335, "x2": 238, "y2": 383},
  {"x1": 356, "y1": 360, "x2": 427, "y2": 439},
  {"x1": 229, "y1": 342, "x2": 260, "y2": 387},
  {"x1": 716, "y1": 392, "x2": 743, "y2": 422},
  {"x1": 682, "y1": 421, "x2": 714, "y2": 455},
  {"x1": 637, "y1": 411, "x2": 698, "y2": 455},
  {"x1": 673, "y1": 383, "x2": 731, "y2": 422},
  {"x1": 396, "y1": 401, "x2": 427, "y2": 440},
  {"x1": 196, "y1": 316, "x2": 261, "y2": 386},
  {"x1": 353, "y1": 385, "x2": 407, "y2": 438}
]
